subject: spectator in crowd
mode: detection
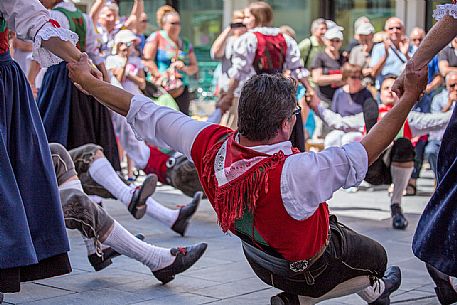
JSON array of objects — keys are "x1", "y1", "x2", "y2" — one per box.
[
  {"x1": 349, "y1": 22, "x2": 376, "y2": 94},
  {"x1": 106, "y1": 30, "x2": 145, "y2": 95},
  {"x1": 410, "y1": 27, "x2": 426, "y2": 52},
  {"x1": 425, "y1": 71, "x2": 457, "y2": 178},
  {"x1": 407, "y1": 27, "x2": 443, "y2": 195},
  {"x1": 279, "y1": 25, "x2": 296, "y2": 40},
  {"x1": 210, "y1": 10, "x2": 247, "y2": 98},
  {"x1": 438, "y1": 36, "x2": 457, "y2": 77},
  {"x1": 370, "y1": 17, "x2": 413, "y2": 89},
  {"x1": 347, "y1": 16, "x2": 370, "y2": 52},
  {"x1": 324, "y1": 63, "x2": 376, "y2": 148},
  {"x1": 311, "y1": 26, "x2": 346, "y2": 107},
  {"x1": 143, "y1": 8, "x2": 198, "y2": 115},
  {"x1": 298, "y1": 18, "x2": 327, "y2": 69}
]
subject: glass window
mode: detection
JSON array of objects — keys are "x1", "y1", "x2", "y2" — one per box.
[
  {"x1": 268, "y1": 0, "x2": 321, "y2": 42},
  {"x1": 334, "y1": 0, "x2": 395, "y2": 44}
]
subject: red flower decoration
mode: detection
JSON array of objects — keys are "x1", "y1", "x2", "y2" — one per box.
[{"x1": 49, "y1": 19, "x2": 61, "y2": 28}]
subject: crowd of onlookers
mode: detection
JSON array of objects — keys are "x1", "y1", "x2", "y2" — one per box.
[{"x1": 8, "y1": 1, "x2": 455, "y2": 212}]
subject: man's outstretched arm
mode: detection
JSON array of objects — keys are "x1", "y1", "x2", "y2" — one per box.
[
  {"x1": 361, "y1": 64, "x2": 428, "y2": 164},
  {"x1": 68, "y1": 55, "x2": 213, "y2": 160}
]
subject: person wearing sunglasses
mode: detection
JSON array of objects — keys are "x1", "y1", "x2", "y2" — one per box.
[
  {"x1": 438, "y1": 37, "x2": 457, "y2": 77},
  {"x1": 370, "y1": 17, "x2": 413, "y2": 90},
  {"x1": 143, "y1": 9, "x2": 198, "y2": 115}
]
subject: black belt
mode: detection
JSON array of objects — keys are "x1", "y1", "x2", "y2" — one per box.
[{"x1": 242, "y1": 239, "x2": 328, "y2": 278}]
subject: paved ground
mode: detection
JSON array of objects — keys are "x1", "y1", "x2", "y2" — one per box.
[{"x1": 3, "y1": 171, "x2": 441, "y2": 305}]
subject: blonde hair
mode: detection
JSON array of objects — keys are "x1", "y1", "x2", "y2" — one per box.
[
  {"x1": 156, "y1": 5, "x2": 176, "y2": 28},
  {"x1": 280, "y1": 25, "x2": 295, "y2": 40},
  {"x1": 232, "y1": 10, "x2": 244, "y2": 21},
  {"x1": 248, "y1": 1, "x2": 273, "y2": 27}
]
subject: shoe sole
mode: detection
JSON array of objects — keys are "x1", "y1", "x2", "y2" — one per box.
[
  {"x1": 128, "y1": 174, "x2": 158, "y2": 219},
  {"x1": 270, "y1": 296, "x2": 286, "y2": 305}
]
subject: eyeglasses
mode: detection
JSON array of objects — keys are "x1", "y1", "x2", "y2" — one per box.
[
  {"x1": 122, "y1": 41, "x2": 132, "y2": 47},
  {"x1": 170, "y1": 22, "x2": 181, "y2": 26},
  {"x1": 330, "y1": 39, "x2": 342, "y2": 43},
  {"x1": 388, "y1": 26, "x2": 402, "y2": 31},
  {"x1": 292, "y1": 105, "x2": 302, "y2": 116},
  {"x1": 449, "y1": 83, "x2": 457, "y2": 89}
]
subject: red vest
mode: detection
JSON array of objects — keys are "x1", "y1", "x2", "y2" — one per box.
[
  {"x1": 253, "y1": 31, "x2": 287, "y2": 75},
  {"x1": 143, "y1": 146, "x2": 172, "y2": 184},
  {"x1": 0, "y1": 29, "x2": 9, "y2": 54},
  {"x1": 191, "y1": 125, "x2": 329, "y2": 261},
  {"x1": 378, "y1": 104, "x2": 412, "y2": 139}
]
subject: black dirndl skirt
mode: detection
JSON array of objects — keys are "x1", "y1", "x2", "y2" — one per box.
[
  {"x1": 38, "y1": 62, "x2": 120, "y2": 171},
  {"x1": 0, "y1": 52, "x2": 71, "y2": 292}
]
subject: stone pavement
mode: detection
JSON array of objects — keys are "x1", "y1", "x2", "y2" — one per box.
[{"x1": 3, "y1": 171, "x2": 441, "y2": 305}]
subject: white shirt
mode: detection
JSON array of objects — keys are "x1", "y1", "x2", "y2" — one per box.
[
  {"x1": 50, "y1": 2, "x2": 103, "y2": 65},
  {"x1": 126, "y1": 94, "x2": 368, "y2": 221},
  {"x1": 1, "y1": 0, "x2": 78, "y2": 67},
  {"x1": 228, "y1": 27, "x2": 309, "y2": 96}
]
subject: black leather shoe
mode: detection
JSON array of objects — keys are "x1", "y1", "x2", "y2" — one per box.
[
  {"x1": 370, "y1": 266, "x2": 402, "y2": 305},
  {"x1": 153, "y1": 242, "x2": 207, "y2": 284},
  {"x1": 391, "y1": 203, "x2": 408, "y2": 230},
  {"x1": 88, "y1": 233, "x2": 145, "y2": 271},
  {"x1": 426, "y1": 264, "x2": 457, "y2": 305},
  {"x1": 171, "y1": 191, "x2": 202, "y2": 236},
  {"x1": 128, "y1": 174, "x2": 158, "y2": 219},
  {"x1": 270, "y1": 292, "x2": 300, "y2": 305}
]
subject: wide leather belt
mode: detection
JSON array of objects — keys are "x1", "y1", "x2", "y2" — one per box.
[{"x1": 242, "y1": 237, "x2": 329, "y2": 278}]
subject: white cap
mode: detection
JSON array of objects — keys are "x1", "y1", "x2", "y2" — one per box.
[
  {"x1": 356, "y1": 23, "x2": 375, "y2": 35},
  {"x1": 114, "y1": 30, "x2": 140, "y2": 44},
  {"x1": 325, "y1": 27, "x2": 344, "y2": 40}
]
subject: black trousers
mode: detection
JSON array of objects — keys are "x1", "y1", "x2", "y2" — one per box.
[{"x1": 244, "y1": 215, "x2": 387, "y2": 298}]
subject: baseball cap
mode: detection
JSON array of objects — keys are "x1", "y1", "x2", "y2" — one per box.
[
  {"x1": 114, "y1": 30, "x2": 140, "y2": 44},
  {"x1": 325, "y1": 27, "x2": 344, "y2": 40},
  {"x1": 356, "y1": 23, "x2": 375, "y2": 35}
]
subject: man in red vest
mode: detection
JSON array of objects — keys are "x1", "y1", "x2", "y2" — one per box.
[{"x1": 68, "y1": 52, "x2": 428, "y2": 304}]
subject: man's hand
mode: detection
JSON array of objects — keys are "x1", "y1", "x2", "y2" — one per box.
[
  {"x1": 68, "y1": 53, "x2": 95, "y2": 93},
  {"x1": 392, "y1": 69, "x2": 406, "y2": 98},
  {"x1": 402, "y1": 62, "x2": 428, "y2": 100},
  {"x1": 399, "y1": 37, "x2": 410, "y2": 56},
  {"x1": 216, "y1": 92, "x2": 233, "y2": 113}
]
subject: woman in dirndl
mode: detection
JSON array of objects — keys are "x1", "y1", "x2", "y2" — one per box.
[
  {"x1": 392, "y1": 2, "x2": 457, "y2": 303},
  {"x1": 0, "y1": 0, "x2": 100, "y2": 299},
  {"x1": 36, "y1": 0, "x2": 120, "y2": 170}
]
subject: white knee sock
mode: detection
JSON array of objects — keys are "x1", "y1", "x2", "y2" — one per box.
[
  {"x1": 390, "y1": 165, "x2": 414, "y2": 205},
  {"x1": 88, "y1": 158, "x2": 134, "y2": 205},
  {"x1": 103, "y1": 221, "x2": 175, "y2": 271},
  {"x1": 357, "y1": 278, "x2": 385, "y2": 303},
  {"x1": 450, "y1": 277, "x2": 457, "y2": 292},
  {"x1": 145, "y1": 198, "x2": 180, "y2": 227}
]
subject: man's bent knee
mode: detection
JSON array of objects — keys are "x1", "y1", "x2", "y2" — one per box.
[
  {"x1": 49, "y1": 143, "x2": 78, "y2": 186},
  {"x1": 69, "y1": 144, "x2": 104, "y2": 174}
]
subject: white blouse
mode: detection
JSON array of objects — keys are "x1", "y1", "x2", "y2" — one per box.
[
  {"x1": 0, "y1": 0, "x2": 77, "y2": 67},
  {"x1": 433, "y1": 3, "x2": 457, "y2": 20}
]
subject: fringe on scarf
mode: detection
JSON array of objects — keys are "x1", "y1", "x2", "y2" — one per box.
[{"x1": 202, "y1": 140, "x2": 286, "y2": 232}]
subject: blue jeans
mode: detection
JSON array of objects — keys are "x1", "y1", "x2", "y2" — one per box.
[{"x1": 425, "y1": 140, "x2": 441, "y2": 178}]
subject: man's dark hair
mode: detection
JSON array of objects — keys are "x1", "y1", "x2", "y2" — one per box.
[{"x1": 238, "y1": 74, "x2": 297, "y2": 141}]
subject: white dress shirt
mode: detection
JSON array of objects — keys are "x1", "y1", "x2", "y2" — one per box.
[{"x1": 127, "y1": 94, "x2": 368, "y2": 221}]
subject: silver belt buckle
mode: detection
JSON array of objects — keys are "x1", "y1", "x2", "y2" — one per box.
[
  {"x1": 289, "y1": 260, "x2": 309, "y2": 272},
  {"x1": 166, "y1": 157, "x2": 176, "y2": 168}
]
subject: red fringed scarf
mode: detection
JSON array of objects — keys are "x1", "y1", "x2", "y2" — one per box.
[{"x1": 202, "y1": 133, "x2": 287, "y2": 232}]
